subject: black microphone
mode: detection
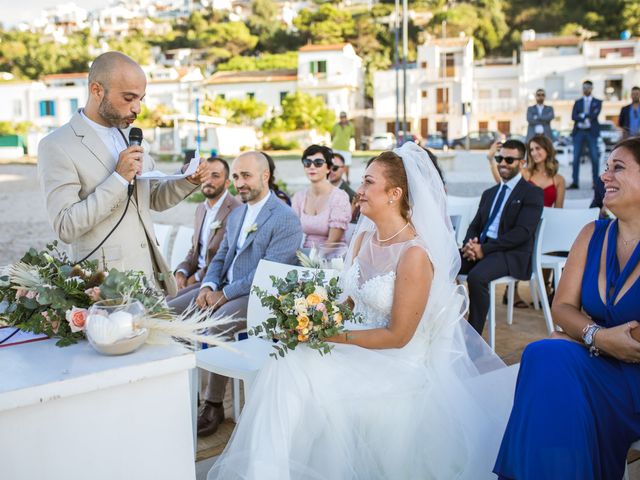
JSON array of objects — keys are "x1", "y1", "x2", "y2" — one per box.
[
  {"x1": 129, "y1": 127, "x2": 143, "y2": 147},
  {"x1": 128, "y1": 127, "x2": 143, "y2": 195}
]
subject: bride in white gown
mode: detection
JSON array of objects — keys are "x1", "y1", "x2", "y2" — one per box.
[{"x1": 208, "y1": 142, "x2": 515, "y2": 480}]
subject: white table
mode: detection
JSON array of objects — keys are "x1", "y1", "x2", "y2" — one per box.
[{"x1": 0, "y1": 339, "x2": 196, "y2": 480}]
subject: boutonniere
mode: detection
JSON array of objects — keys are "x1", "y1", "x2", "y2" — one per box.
[
  {"x1": 210, "y1": 220, "x2": 222, "y2": 233},
  {"x1": 245, "y1": 223, "x2": 258, "y2": 235}
]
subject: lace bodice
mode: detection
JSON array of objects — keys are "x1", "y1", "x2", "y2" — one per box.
[{"x1": 341, "y1": 232, "x2": 426, "y2": 328}]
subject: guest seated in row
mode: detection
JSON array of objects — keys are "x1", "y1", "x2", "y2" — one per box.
[
  {"x1": 488, "y1": 135, "x2": 565, "y2": 307},
  {"x1": 329, "y1": 151, "x2": 360, "y2": 224},
  {"x1": 292, "y1": 145, "x2": 351, "y2": 248},
  {"x1": 494, "y1": 137, "x2": 640, "y2": 480},
  {"x1": 460, "y1": 139, "x2": 544, "y2": 336},
  {"x1": 168, "y1": 157, "x2": 242, "y2": 311},
  {"x1": 194, "y1": 151, "x2": 303, "y2": 437}
]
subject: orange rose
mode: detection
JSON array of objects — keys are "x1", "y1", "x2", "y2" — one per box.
[
  {"x1": 333, "y1": 312, "x2": 343, "y2": 325},
  {"x1": 65, "y1": 307, "x2": 88, "y2": 333},
  {"x1": 297, "y1": 333, "x2": 309, "y2": 342},
  {"x1": 297, "y1": 315, "x2": 309, "y2": 329}
]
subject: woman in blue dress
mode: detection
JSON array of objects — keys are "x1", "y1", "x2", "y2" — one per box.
[{"x1": 494, "y1": 137, "x2": 640, "y2": 480}]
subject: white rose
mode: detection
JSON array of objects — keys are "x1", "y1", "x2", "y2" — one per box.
[
  {"x1": 314, "y1": 286, "x2": 328, "y2": 301},
  {"x1": 293, "y1": 297, "x2": 308, "y2": 316}
]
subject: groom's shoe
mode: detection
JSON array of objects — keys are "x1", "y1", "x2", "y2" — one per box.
[{"x1": 197, "y1": 401, "x2": 225, "y2": 437}]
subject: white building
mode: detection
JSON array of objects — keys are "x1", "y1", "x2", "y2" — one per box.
[
  {"x1": 373, "y1": 33, "x2": 640, "y2": 141},
  {"x1": 203, "y1": 43, "x2": 364, "y2": 118}
]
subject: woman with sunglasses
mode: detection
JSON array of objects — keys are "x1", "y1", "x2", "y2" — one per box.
[{"x1": 292, "y1": 144, "x2": 352, "y2": 248}]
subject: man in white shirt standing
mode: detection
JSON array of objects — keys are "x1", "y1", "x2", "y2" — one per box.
[
  {"x1": 459, "y1": 139, "x2": 544, "y2": 336},
  {"x1": 168, "y1": 157, "x2": 241, "y2": 313},
  {"x1": 194, "y1": 151, "x2": 302, "y2": 437},
  {"x1": 526, "y1": 88, "x2": 555, "y2": 141}
]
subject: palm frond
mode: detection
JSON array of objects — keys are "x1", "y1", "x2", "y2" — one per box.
[{"x1": 9, "y1": 262, "x2": 43, "y2": 289}]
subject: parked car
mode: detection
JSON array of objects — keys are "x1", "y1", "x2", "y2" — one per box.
[
  {"x1": 599, "y1": 121, "x2": 622, "y2": 150},
  {"x1": 450, "y1": 131, "x2": 501, "y2": 150},
  {"x1": 423, "y1": 133, "x2": 448, "y2": 151},
  {"x1": 368, "y1": 132, "x2": 396, "y2": 151}
]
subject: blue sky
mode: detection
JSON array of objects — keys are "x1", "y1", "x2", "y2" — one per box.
[{"x1": 5, "y1": 1, "x2": 105, "y2": 27}]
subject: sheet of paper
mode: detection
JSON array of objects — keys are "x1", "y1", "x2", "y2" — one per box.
[
  {"x1": 136, "y1": 155, "x2": 199, "y2": 181},
  {"x1": 0, "y1": 327, "x2": 48, "y2": 348}
]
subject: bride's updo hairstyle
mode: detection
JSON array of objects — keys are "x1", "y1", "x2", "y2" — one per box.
[{"x1": 368, "y1": 151, "x2": 411, "y2": 222}]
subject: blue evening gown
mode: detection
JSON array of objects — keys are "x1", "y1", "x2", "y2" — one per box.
[{"x1": 494, "y1": 219, "x2": 640, "y2": 480}]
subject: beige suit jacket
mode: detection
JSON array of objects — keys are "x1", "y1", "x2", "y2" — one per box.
[
  {"x1": 38, "y1": 112, "x2": 198, "y2": 296},
  {"x1": 175, "y1": 193, "x2": 241, "y2": 281}
]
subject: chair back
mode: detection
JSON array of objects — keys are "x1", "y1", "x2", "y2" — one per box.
[
  {"x1": 531, "y1": 217, "x2": 545, "y2": 274},
  {"x1": 540, "y1": 207, "x2": 599, "y2": 254},
  {"x1": 169, "y1": 226, "x2": 195, "y2": 271},
  {"x1": 446, "y1": 195, "x2": 480, "y2": 245},
  {"x1": 247, "y1": 259, "x2": 338, "y2": 330},
  {"x1": 563, "y1": 197, "x2": 593, "y2": 209},
  {"x1": 449, "y1": 215, "x2": 462, "y2": 236},
  {"x1": 153, "y1": 223, "x2": 174, "y2": 259}
]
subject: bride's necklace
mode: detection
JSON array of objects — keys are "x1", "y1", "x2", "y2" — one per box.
[
  {"x1": 620, "y1": 236, "x2": 640, "y2": 247},
  {"x1": 376, "y1": 223, "x2": 410, "y2": 243}
]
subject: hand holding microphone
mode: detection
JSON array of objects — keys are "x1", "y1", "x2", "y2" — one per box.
[{"x1": 115, "y1": 127, "x2": 144, "y2": 183}]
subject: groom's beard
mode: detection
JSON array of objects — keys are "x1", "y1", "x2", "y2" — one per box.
[
  {"x1": 98, "y1": 95, "x2": 136, "y2": 129},
  {"x1": 202, "y1": 183, "x2": 226, "y2": 199}
]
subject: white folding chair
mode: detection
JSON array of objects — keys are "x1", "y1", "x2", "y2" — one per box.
[
  {"x1": 458, "y1": 219, "x2": 553, "y2": 351},
  {"x1": 195, "y1": 259, "x2": 339, "y2": 420},
  {"x1": 623, "y1": 440, "x2": 640, "y2": 480},
  {"x1": 169, "y1": 226, "x2": 195, "y2": 271},
  {"x1": 449, "y1": 214, "x2": 462, "y2": 236},
  {"x1": 153, "y1": 223, "x2": 174, "y2": 260},
  {"x1": 447, "y1": 195, "x2": 481, "y2": 246},
  {"x1": 563, "y1": 197, "x2": 593, "y2": 209},
  {"x1": 540, "y1": 207, "x2": 600, "y2": 292}
]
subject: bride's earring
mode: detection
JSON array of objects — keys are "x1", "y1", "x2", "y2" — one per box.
[{"x1": 388, "y1": 199, "x2": 394, "y2": 205}]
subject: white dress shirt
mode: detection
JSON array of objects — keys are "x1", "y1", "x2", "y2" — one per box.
[
  {"x1": 176, "y1": 190, "x2": 228, "y2": 280},
  {"x1": 485, "y1": 173, "x2": 522, "y2": 240},
  {"x1": 201, "y1": 192, "x2": 271, "y2": 292},
  {"x1": 579, "y1": 96, "x2": 592, "y2": 130},
  {"x1": 534, "y1": 105, "x2": 545, "y2": 134},
  {"x1": 80, "y1": 110, "x2": 129, "y2": 186}
]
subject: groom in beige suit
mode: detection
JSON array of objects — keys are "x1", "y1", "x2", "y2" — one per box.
[{"x1": 38, "y1": 52, "x2": 206, "y2": 296}]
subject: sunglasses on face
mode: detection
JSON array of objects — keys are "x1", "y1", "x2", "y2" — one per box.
[
  {"x1": 330, "y1": 165, "x2": 343, "y2": 172},
  {"x1": 302, "y1": 158, "x2": 327, "y2": 168},
  {"x1": 494, "y1": 155, "x2": 523, "y2": 165}
]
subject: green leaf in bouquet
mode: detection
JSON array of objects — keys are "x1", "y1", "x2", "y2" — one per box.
[{"x1": 284, "y1": 270, "x2": 299, "y2": 284}]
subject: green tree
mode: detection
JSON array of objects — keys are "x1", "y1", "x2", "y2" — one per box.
[
  {"x1": 217, "y1": 52, "x2": 298, "y2": 71},
  {"x1": 136, "y1": 104, "x2": 175, "y2": 128},
  {"x1": 107, "y1": 35, "x2": 152, "y2": 65},
  {"x1": 201, "y1": 96, "x2": 267, "y2": 125},
  {"x1": 294, "y1": 4, "x2": 356, "y2": 44},
  {"x1": 0, "y1": 121, "x2": 33, "y2": 135},
  {"x1": 262, "y1": 92, "x2": 335, "y2": 133}
]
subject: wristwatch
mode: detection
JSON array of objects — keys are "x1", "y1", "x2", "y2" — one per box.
[{"x1": 582, "y1": 324, "x2": 601, "y2": 357}]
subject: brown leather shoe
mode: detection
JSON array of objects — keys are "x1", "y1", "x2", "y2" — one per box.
[{"x1": 197, "y1": 402, "x2": 225, "y2": 437}]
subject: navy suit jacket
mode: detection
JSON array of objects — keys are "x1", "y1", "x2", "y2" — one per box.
[
  {"x1": 618, "y1": 103, "x2": 640, "y2": 137},
  {"x1": 571, "y1": 97, "x2": 602, "y2": 136},
  {"x1": 464, "y1": 178, "x2": 544, "y2": 280}
]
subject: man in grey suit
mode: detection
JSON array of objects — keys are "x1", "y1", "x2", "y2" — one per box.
[
  {"x1": 526, "y1": 89, "x2": 555, "y2": 141},
  {"x1": 38, "y1": 52, "x2": 205, "y2": 296},
  {"x1": 195, "y1": 151, "x2": 303, "y2": 436}
]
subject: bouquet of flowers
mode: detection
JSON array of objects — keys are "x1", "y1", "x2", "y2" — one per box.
[
  {"x1": 250, "y1": 269, "x2": 362, "y2": 358},
  {"x1": 0, "y1": 242, "x2": 229, "y2": 349}
]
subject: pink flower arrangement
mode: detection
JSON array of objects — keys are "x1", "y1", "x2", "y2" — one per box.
[{"x1": 65, "y1": 307, "x2": 88, "y2": 333}]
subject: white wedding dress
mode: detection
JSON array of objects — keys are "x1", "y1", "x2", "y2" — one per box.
[
  {"x1": 208, "y1": 142, "x2": 515, "y2": 479},
  {"x1": 208, "y1": 232, "x2": 514, "y2": 480}
]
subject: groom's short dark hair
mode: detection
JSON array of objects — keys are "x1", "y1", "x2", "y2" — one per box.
[{"x1": 501, "y1": 139, "x2": 526, "y2": 159}]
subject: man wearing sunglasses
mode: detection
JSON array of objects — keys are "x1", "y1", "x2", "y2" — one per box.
[
  {"x1": 618, "y1": 85, "x2": 640, "y2": 139},
  {"x1": 459, "y1": 139, "x2": 544, "y2": 336},
  {"x1": 328, "y1": 152, "x2": 356, "y2": 203},
  {"x1": 526, "y1": 88, "x2": 554, "y2": 141}
]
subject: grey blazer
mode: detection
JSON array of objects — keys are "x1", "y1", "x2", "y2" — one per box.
[
  {"x1": 526, "y1": 104, "x2": 555, "y2": 141},
  {"x1": 202, "y1": 193, "x2": 303, "y2": 300}
]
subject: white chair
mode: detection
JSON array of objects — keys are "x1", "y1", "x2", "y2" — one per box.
[
  {"x1": 447, "y1": 195, "x2": 480, "y2": 246},
  {"x1": 623, "y1": 440, "x2": 640, "y2": 480},
  {"x1": 458, "y1": 219, "x2": 553, "y2": 351},
  {"x1": 449, "y1": 214, "x2": 462, "y2": 236},
  {"x1": 196, "y1": 259, "x2": 339, "y2": 420},
  {"x1": 540, "y1": 207, "x2": 600, "y2": 292},
  {"x1": 563, "y1": 197, "x2": 593, "y2": 209},
  {"x1": 169, "y1": 226, "x2": 195, "y2": 271},
  {"x1": 153, "y1": 223, "x2": 174, "y2": 260}
]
